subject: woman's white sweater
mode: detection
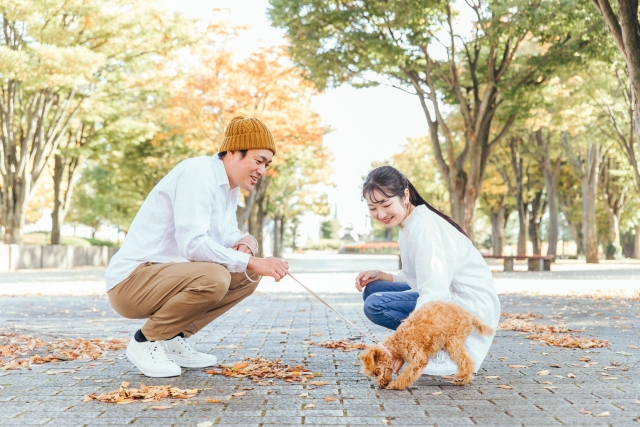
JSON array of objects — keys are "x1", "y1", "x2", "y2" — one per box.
[{"x1": 392, "y1": 204, "x2": 501, "y2": 375}]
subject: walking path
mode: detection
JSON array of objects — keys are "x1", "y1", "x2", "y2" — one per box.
[{"x1": 1, "y1": 255, "x2": 639, "y2": 426}]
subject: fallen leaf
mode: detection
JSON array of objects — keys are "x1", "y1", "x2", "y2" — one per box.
[
  {"x1": 197, "y1": 422, "x2": 214, "y2": 427},
  {"x1": 150, "y1": 405, "x2": 173, "y2": 410},
  {"x1": 308, "y1": 381, "x2": 330, "y2": 386},
  {"x1": 231, "y1": 392, "x2": 246, "y2": 397},
  {"x1": 628, "y1": 345, "x2": 638, "y2": 349},
  {"x1": 602, "y1": 377, "x2": 618, "y2": 380},
  {"x1": 441, "y1": 375, "x2": 454, "y2": 379},
  {"x1": 596, "y1": 411, "x2": 610, "y2": 417},
  {"x1": 508, "y1": 365, "x2": 528, "y2": 369},
  {"x1": 310, "y1": 340, "x2": 366, "y2": 352},
  {"x1": 298, "y1": 392, "x2": 309, "y2": 397},
  {"x1": 324, "y1": 396, "x2": 337, "y2": 402},
  {"x1": 121, "y1": 381, "x2": 129, "y2": 388},
  {"x1": 579, "y1": 408, "x2": 591, "y2": 415},
  {"x1": 497, "y1": 385, "x2": 513, "y2": 389},
  {"x1": 567, "y1": 373, "x2": 576, "y2": 378},
  {"x1": 542, "y1": 381, "x2": 553, "y2": 384},
  {"x1": 537, "y1": 370, "x2": 550, "y2": 376},
  {"x1": 206, "y1": 399, "x2": 224, "y2": 403},
  {"x1": 431, "y1": 391, "x2": 442, "y2": 395},
  {"x1": 543, "y1": 386, "x2": 558, "y2": 389},
  {"x1": 484, "y1": 376, "x2": 500, "y2": 379},
  {"x1": 304, "y1": 404, "x2": 316, "y2": 409},
  {"x1": 309, "y1": 332, "x2": 323, "y2": 336}
]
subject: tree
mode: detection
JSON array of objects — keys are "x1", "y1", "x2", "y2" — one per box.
[
  {"x1": 0, "y1": 0, "x2": 191, "y2": 243},
  {"x1": 591, "y1": 0, "x2": 640, "y2": 162},
  {"x1": 161, "y1": 41, "x2": 330, "y2": 252},
  {"x1": 563, "y1": 132, "x2": 602, "y2": 263},
  {"x1": 493, "y1": 135, "x2": 530, "y2": 255},
  {"x1": 479, "y1": 166, "x2": 511, "y2": 255},
  {"x1": 269, "y1": 0, "x2": 601, "y2": 240},
  {"x1": 531, "y1": 128, "x2": 562, "y2": 256}
]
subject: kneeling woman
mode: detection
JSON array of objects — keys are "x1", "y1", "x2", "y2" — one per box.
[{"x1": 356, "y1": 166, "x2": 500, "y2": 375}]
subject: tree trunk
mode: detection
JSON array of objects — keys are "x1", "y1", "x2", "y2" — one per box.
[
  {"x1": 527, "y1": 189, "x2": 546, "y2": 255},
  {"x1": 580, "y1": 144, "x2": 601, "y2": 263},
  {"x1": 516, "y1": 203, "x2": 527, "y2": 255},
  {"x1": 273, "y1": 214, "x2": 283, "y2": 258},
  {"x1": 534, "y1": 129, "x2": 561, "y2": 256},
  {"x1": 634, "y1": 222, "x2": 640, "y2": 259},
  {"x1": 489, "y1": 201, "x2": 505, "y2": 255},
  {"x1": 51, "y1": 154, "x2": 65, "y2": 245}
]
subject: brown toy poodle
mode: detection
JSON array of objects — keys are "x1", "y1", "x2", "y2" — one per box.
[{"x1": 359, "y1": 301, "x2": 494, "y2": 390}]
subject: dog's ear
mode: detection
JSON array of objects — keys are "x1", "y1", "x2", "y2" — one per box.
[{"x1": 359, "y1": 346, "x2": 376, "y2": 373}]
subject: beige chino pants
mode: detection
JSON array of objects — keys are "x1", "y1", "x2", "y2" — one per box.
[{"x1": 108, "y1": 262, "x2": 261, "y2": 341}]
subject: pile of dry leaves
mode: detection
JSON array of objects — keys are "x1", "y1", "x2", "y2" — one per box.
[
  {"x1": 498, "y1": 313, "x2": 610, "y2": 349},
  {"x1": 500, "y1": 312, "x2": 543, "y2": 320},
  {"x1": 498, "y1": 318, "x2": 574, "y2": 334},
  {"x1": 526, "y1": 333, "x2": 610, "y2": 349},
  {"x1": 310, "y1": 340, "x2": 367, "y2": 352},
  {"x1": 206, "y1": 357, "x2": 322, "y2": 385},
  {"x1": 84, "y1": 381, "x2": 200, "y2": 404},
  {"x1": 0, "y1": 333, "x2": 127, "y2": 370}
]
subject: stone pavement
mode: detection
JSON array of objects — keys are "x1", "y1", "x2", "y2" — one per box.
[{"x1": 1, "y1": 261, "x2": 640, "y2": 426}]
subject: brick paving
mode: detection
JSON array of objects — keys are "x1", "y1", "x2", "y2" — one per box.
[{"x1": 1, "y1": 269, "x2": 639, "y2": 426}]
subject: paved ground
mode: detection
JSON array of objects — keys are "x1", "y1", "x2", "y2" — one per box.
[{"x1": 1, "y1": 256, "x2": 639, "y2": 426}]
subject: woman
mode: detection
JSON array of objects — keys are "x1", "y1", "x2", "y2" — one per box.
[{"x1": 356, "y1": 166, "x2": 500, "y2": 375}]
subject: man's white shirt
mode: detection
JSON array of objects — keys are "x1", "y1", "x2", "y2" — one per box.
[{"x1": 105, "y1": 155, "x2": 250, "y2": 292}]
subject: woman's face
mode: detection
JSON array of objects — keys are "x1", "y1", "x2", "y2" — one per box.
[{"x1": 365, "y1": 189, "x2": 408, "y2": 229}]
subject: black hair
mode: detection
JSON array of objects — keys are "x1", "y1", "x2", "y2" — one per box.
[
  {"x1": 218, "y1": 150, "x2": 248, "y2": 160},
  {"x1": 362, "y1": 165, "x2": 468, "y2": 237}
]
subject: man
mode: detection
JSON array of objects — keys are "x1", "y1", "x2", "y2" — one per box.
[{"x1": 105, "y1": 116, "x2": 289, "y2": 377}]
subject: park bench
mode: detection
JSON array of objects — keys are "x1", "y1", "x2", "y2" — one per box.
[{"x1": 483, "y1": 254, "x2": 555, "y2": 272}]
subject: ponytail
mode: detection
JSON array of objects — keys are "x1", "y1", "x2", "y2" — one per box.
[
  {"x1": 363, "y1": 165, "x2": 468, "y2": 238},
  {"x1": 406, "y1": 180, "x2": 468, "y2": 238}
]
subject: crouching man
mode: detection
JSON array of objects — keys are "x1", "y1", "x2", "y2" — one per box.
[{"x1": 105, "y1": 116, "x2": 289, "y2": 377}]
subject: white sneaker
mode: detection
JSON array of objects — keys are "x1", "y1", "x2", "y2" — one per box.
[
  {"x1": 423, "y1": 350, "x2": 459, "y2": 376},
  {"x1": 126, "y1": 338, "x2": 181, "y2": 378},
  {"x1": 161, "y1": 335, "x2": 218, "y2": 368}
]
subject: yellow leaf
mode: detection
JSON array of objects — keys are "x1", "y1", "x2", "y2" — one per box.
[
  {"x1": 596, "y1": 411, "x2": 610, "y2": 417},
  {"x1": 431, "y1": 391, "x2": 442, "y2": 395}
]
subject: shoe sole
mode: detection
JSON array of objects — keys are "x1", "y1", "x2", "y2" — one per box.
[
  {"x1": 126, "y1": 347, "x2": 181, "y2": 378},
  {"x1": 169, "y1": 355, "x2": 218, "y2": 368}
]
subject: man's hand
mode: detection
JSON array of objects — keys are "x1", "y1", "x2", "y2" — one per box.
[
  {"x1": 247, "y1": 257, "x2": 289, "y2": 282},
  {"x1": 232, "y1": 235, "x2": 258, "y2": 256}
]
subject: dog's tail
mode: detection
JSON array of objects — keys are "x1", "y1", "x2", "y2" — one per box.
[{"x1": 471, "y1": 316, "x2": 494, "y2": 336}]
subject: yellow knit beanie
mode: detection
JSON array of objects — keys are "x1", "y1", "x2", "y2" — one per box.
[{"x1": 219, "y1": 116, "x2": 276, "y2": 154}]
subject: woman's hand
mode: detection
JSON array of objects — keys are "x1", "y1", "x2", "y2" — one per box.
[{"x1": 355, "y1": 270, "x2": 381, "y2": 292}]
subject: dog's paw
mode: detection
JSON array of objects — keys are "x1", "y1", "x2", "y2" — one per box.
[
  {"x1": 453, "y1": 376, "x2": 471, "y2": 386},
  {"x1": 386, "y1": 381, "x2": 406, "y2": 391}
]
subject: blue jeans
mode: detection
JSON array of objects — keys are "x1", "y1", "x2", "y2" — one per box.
[{"x1": 362, "y1": 281, "x2": 418, "y2": 330}]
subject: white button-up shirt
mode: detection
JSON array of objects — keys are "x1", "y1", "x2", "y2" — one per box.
[
  {"x1": 392, "y1": 204, "x2": 500, "y2": 373},
  {"x1": 105, "y1": 155, "x2": 250, "y2": 292}
]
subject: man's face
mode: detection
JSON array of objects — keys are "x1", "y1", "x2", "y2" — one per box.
[{"x1": 225, "y1": 149, "x2": 273, "y2": 191}]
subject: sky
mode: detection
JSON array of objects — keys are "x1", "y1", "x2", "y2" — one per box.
[{"x1": 165, "y1": 0, "x2": 429, "y2": 237}]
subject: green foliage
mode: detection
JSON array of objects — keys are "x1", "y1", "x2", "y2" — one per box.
[{"x1": 320, "y1": 219, "x2": 340, "y2": 239}]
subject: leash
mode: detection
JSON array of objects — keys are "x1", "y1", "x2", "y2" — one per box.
[{"x1": 286, "y1": 272, "x2": 393, "y2": 358}]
